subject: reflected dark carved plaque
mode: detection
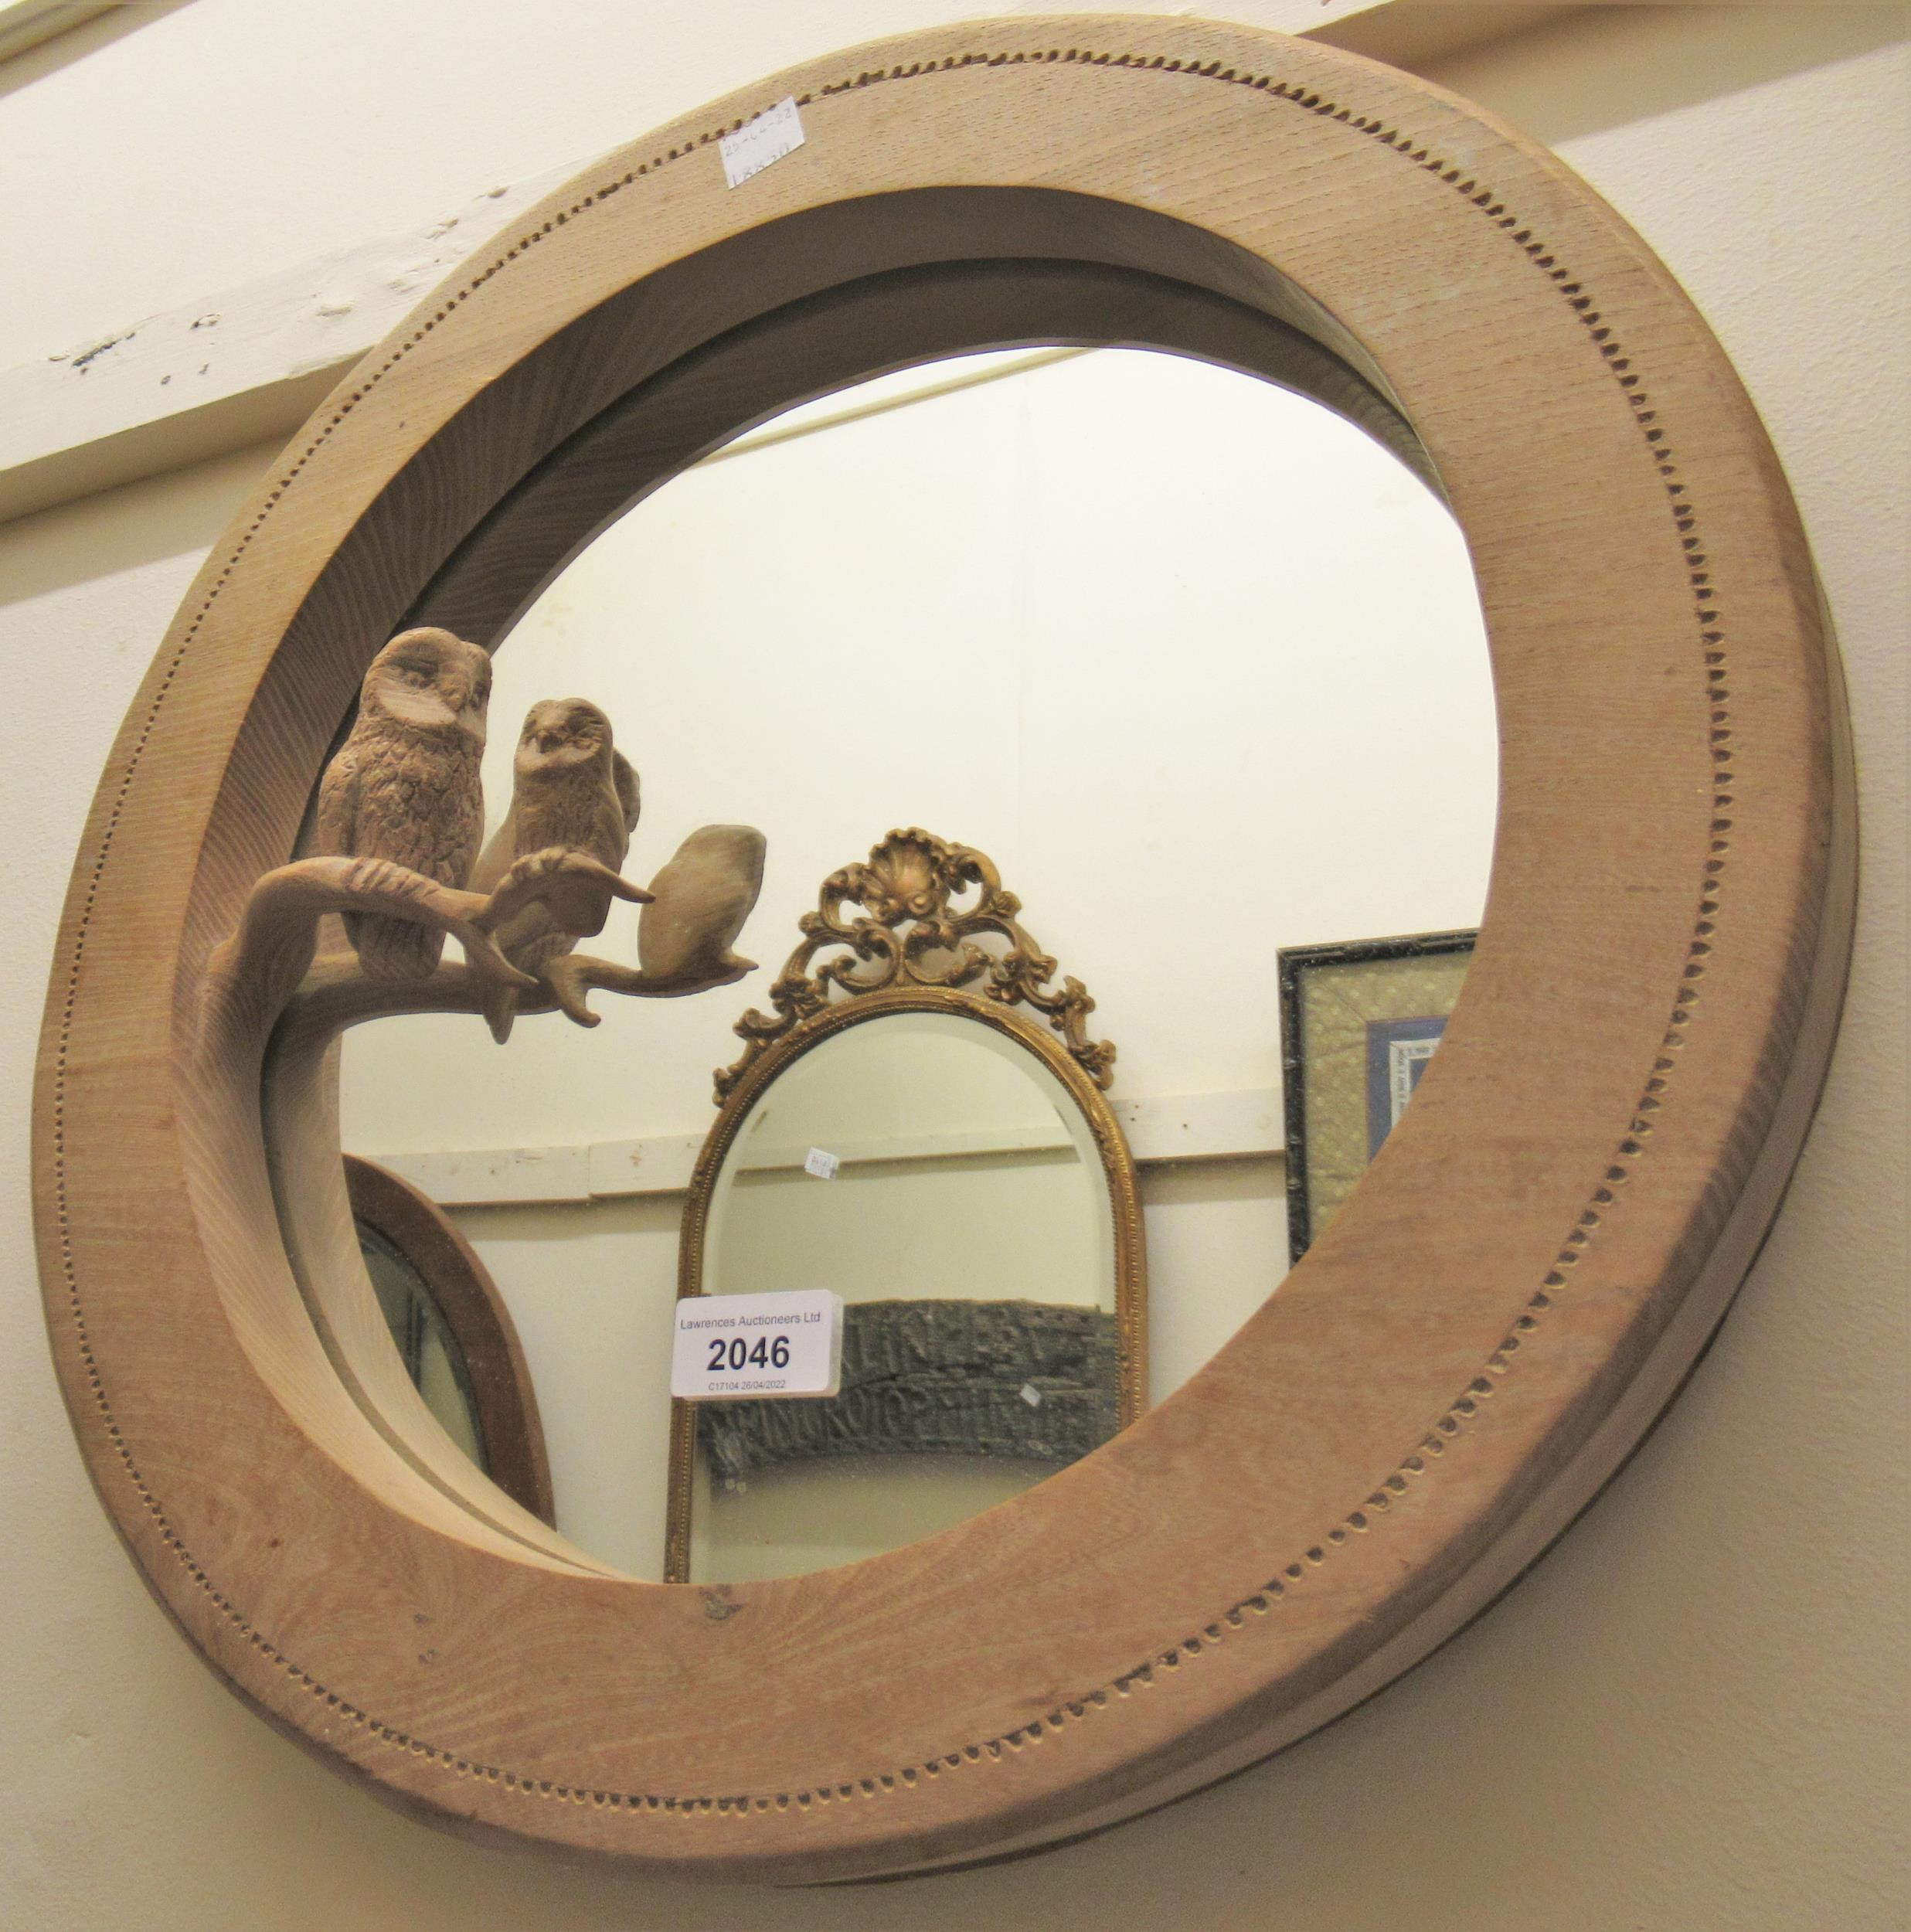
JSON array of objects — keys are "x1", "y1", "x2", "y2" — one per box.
[{"x1": 699, "y1": 1298, "x2": 1120, "y2": 1481}]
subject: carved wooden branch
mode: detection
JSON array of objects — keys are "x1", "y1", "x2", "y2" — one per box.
[
  {"x1": 202, "y1": 848, "x2": 635, "y2": 1036},
  {"x1": 282, "y1": 939, "x2": 756, "y2": 1043},
  {"x1": 206, "y1": 827, "x2": 766, "y2": 1053}
]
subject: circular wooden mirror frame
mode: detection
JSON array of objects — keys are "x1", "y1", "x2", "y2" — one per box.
[
  {"x1": 665, "y1": 985, "x2": 1151, "y2": 1583},
  {"x1": 34, "y1": 16, "x2": 1852, "y2": 1883}
]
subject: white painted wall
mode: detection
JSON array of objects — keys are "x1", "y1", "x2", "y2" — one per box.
[
  {"x1": 0, "y1": 0, "x2": 1426, "y2": 372},
  {"x1": 1, "y1": 6, "x2": 1904, "y2": 1930}
]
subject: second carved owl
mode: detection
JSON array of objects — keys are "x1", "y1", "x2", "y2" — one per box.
[{"x1": 475, "y1": 698, "x2": 641, "y2": 1040}]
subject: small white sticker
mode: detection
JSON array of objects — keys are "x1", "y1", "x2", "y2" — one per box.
[
  {"x1": 672, "y1": 1290, "x2": 842, "y2": 1401},
  {"x1": 720, "y1": 97, "x2": 805, "y2": 189},
  {"x1": 1020, "y1": 1383, "x2": 1043, "y2": 1409},
  {"x1": 804, "y1": 1147, "x2": 840, "y2": 1181}
]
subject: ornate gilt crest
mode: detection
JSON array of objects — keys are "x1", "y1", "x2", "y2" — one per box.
[{"x1": 713, "y1": 828, "x2": 1115, "y2": 1100}]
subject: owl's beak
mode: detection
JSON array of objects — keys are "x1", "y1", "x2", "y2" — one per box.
[{"x1": 455, "y1": 687, "x2": 488, "y2": 743}]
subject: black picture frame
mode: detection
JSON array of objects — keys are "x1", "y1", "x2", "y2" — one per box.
[{"x1": 1279, "y1": 928, "x2": 1479, "y2": 1263}]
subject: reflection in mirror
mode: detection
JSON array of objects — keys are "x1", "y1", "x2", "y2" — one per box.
[
  {"x1": 668, "y1": 831, "x2": 1144, "y2": 1583},
  {"x1": 330, "y1": 342, "x2": 1497, "y2": 1579},
  {"x1": 359, "y1": 1226, "x2": 482, "y2": 1461},
  {"x1": 343, "y1": 1155, "x2": 556, "y2": 1526},
  {"x1": 686, "y1": 1010, "x2": 1126, "y2": 1584},
  {"x1": 1278, "y1": 928, "x2": 1479, "y2": 1261}
]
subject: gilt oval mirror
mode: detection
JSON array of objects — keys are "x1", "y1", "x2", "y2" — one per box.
[{"x1": 668, "y1": 833, "x2": 1148, "y2": 1584}]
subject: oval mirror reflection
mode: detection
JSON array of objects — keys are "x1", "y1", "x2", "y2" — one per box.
[
  {"x1": 328, "y1": 343, "x2": 1498, "y2": 1580},
  {"x1": 675, "y1": 1001, "x2": 1142, "y2": 1584}
]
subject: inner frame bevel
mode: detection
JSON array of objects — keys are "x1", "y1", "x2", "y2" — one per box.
[{"x1": 401, "y1": 244, "x2": 1440, "y2": 653}]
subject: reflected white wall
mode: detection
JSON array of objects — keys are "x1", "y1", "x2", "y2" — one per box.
[{"x1": 341, "y1": 346, "x2": 1495, "y2": 1154}]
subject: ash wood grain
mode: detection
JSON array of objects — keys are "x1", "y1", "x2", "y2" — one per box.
[{"x1": 32, "y1": 17, "x2": 1852, "y2": 1881}]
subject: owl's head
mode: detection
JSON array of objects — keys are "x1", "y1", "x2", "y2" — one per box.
[
  {"x1": 360, "y1": 629, "x2": 491, "y2": 744},
  {"x1": 515, "y1": 699, "x2": 614, "y2": 779}
]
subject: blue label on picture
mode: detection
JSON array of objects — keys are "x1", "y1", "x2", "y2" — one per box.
[{"x1": 1365, "y1": 1016, "x2": 1449, "y2": 1159}]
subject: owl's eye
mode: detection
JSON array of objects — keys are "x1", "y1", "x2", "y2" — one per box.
[{"x1": 395, "y1": 662, "x2": 432, "y2": 687}]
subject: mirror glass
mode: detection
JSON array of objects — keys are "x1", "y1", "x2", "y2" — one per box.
[
  {"x1": 357, "y1": 1224, "x2": 485, "y2": 1466},
  {"x1": 328, "y1": 343, "x2": 1498, "y2": 1579},
  {"x1": 682, "y1": 1005, "x2": 1129, "y2": 1583}
]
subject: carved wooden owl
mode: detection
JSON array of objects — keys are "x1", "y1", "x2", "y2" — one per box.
[
  {"x1": 477, "y1": 698, "x2": 641, "y2": 1038},
  {"x1": 638, "y1": 825, "x2": 766, "y2": 986},
  {"x1": 315, "y1": 628, "x2": 491, "y2": 981}
]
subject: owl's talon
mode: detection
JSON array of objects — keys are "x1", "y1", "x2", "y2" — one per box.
[
  {"x1": 461, "y1": 927, "x2": 539, "y2": 990},
  {"x1": 542, "y1": 954, "x2": 601, "y2": 1027},
  {"x1": 474, "y1": 849, "x2": 647, "y2": 935}
]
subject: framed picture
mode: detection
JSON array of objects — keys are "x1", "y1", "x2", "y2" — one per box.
[{"x1": 1279, "y1": 929, "x2": 1478, "y2": 1262}]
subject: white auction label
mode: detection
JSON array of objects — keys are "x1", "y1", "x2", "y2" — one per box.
[
  {"x1": 803, "y1": 1146, "x2": 840, "y2": 1180},
  {"x1": 719, "y1": 96, "x2": 805, "y2": 189},
  {"x1": 671, "y1": 1289, "x2": 842, "y2": 1400}
]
